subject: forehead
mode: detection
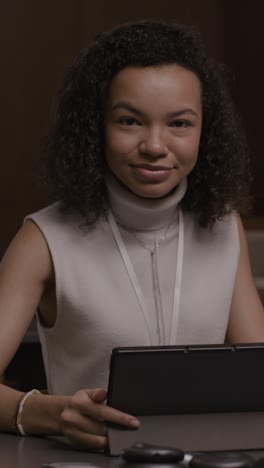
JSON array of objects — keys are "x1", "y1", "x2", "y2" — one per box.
[{"x1": 107, "y1": 64, "x2": 202, "y2": 111}]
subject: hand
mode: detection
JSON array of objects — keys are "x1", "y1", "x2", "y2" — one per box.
[{"x1": 60, "y1": 388, "x2": 140, "y2": 450}]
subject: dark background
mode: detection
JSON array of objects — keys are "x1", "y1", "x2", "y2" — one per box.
[
  {"x1": 1, "y1": 0, "x2": 264, "y2": 261},
  {"x1": 1, "y1": 0, "x2": 264, "y2": 390}
]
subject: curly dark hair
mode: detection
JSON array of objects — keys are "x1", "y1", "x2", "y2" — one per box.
[{"x1": 43, "y1": 20, "x2": 252, "y2": 228}]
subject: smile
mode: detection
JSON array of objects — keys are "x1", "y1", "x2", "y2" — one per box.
[
  {"x1": 131, "y1": 164, "x2": 174, "y2": 171},
  {"x1": 130, "y1": 164, "x2": 174, "y2": 181}
]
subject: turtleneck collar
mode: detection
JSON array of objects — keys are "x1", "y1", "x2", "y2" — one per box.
[{"x1": 105, "y1": 171, "x2": 187, "y2": 232}]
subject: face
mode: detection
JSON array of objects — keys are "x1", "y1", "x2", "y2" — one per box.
[{"x1": 105, "y1": 64, "x2": 202, "y2": 198}]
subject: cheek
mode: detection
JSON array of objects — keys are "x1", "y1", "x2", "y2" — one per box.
[
  {"x1": 172, "y1": 135, "x2": 201, "y2": 163},
  {"x1": 106, "y1": 132, "x2": 138, "y2": 159},
  {"x1": 105, "y1": 136, "x2": 126, "y2": 170}
]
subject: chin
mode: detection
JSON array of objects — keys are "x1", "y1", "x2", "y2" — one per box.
[{"x1": 131, "y1": 185, "x2": 179, "y2": 199}]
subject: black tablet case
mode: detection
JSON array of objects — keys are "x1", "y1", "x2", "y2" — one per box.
[{"x1": 107, "y1": 344, "x2": 264, "y2": 455}]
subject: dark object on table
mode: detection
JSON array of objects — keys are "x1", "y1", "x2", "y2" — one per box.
[
  {"x1": 107, "y1": 344, "x2": 264, "y2": 455},
  {"x1": 252, "y1": 458, "x2": 264, "y2": 468},
  {"x1": 42, "y1": 463, "x2": 100, "y2": 468},
  {"x1": 122, "y1": 442, "x2": 185, "y2": 463},
  {"x1": 190, "y1": 452, "x2": 253, "y2": 468}
]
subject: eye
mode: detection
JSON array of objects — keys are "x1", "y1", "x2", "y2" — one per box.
[
  {"x1": 170, "y1": 120, "x2": 191, "y2": 128},
  {"x1": 119, "y1": 117, "x2": 141, "y2": 126}
]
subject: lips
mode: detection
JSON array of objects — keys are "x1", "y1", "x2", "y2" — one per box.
[
  {"x1": 131, "y1": 164, "x2": 174, "y2": 171},
  {"x1": 130, "y1": 164, "x2": 174, "y2": 182}
]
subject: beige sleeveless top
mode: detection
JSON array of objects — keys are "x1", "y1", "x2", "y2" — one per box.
[{"x1": 26, "y1": 175, "x2": 239, "y2": 395}]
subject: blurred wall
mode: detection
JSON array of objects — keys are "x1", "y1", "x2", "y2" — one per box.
[
  {"x1": 222, "y1": 1, "x2": 264, "y2": 217},
  {"x1": 1, "y1": 0, "x2": 263, "y2": 259}
]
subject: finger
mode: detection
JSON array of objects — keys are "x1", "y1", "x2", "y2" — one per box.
[
  {"x1": 68, "y1": 389, "x2": 140, "y2": 429},
  {"x1": 87, "y1": 388, "x2": 107, "y2": 403},
  {"x1": 82, "y1": 399, "x2": 140, "y2": 428},
  {"x1": 61, "y1": 408, "x2": 107, "y2": 437},
  {"x1": 64, "y1": 427, "x2": 108, "y2": 451}
]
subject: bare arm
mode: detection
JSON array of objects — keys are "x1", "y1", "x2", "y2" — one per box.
[
  {"x1": 0, "y1": 221, "x2": 139, "y2": 448},
  {"x1": 0, "y1": 220, "x2": 68, "y2": 434},
  {"x1": 0, "y1": 221, "x2": 53, "y2": 373},
  {"x1": 226, "y1": 215, "x2": 264, "y2": 343}
]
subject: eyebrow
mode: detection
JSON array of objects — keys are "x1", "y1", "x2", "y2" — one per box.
[{"x1": 111, "y1": 101, "x2": 198, "y2": 118}]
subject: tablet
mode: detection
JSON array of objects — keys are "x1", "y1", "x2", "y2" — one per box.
[
  {"x1": 107, "y1": 343, "x2": 264, "y2": 454},
  {"x1": 107, "y1": 343, "x2": 264, "y2": 415}
]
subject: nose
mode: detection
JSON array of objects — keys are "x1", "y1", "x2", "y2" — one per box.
[{"x1": 139, "y1": 127, "x2": 168, "y2": 158}]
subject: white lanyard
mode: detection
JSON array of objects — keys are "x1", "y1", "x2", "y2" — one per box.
[{"x1": 108, "y1": 209, "x2": 184, "y2": 345}]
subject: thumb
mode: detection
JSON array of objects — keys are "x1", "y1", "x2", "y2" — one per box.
[{"x1": 87, "y1": 388, "x2": 107, "y2": 403}]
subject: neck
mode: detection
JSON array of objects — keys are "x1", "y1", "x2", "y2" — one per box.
[{"x1": 105, "y1": 171, "x2": 187, "y2": 232}]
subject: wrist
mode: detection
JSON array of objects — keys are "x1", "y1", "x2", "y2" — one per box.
[
  {"x1": 15, "y1": 389, "x2": 40, "y2": 435},
  {"x1": 20, "y1": 391, "x2": 70, "y2": 436}
]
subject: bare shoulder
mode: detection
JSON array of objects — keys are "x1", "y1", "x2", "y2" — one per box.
[
  {"x1": 1, "y1": 219, "x2": 54, "y2": 285},
  {"x1": 226, "y1": 214, "x2": 264, "y2": 343},
  {"x1": 0, "y1": 221, "x2": 55, "y2": 371},
  {"x1": 236, "y1": 213, "x2": 247, "y2": 245}
]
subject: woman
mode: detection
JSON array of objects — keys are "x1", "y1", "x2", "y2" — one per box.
[{"x1": 0, "y1": 20, "x2": 263, "y2": 450}]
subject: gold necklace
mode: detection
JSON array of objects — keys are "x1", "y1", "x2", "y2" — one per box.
[{"x1": 131, "y1": 216, "x2": 175, "y2": 254}]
